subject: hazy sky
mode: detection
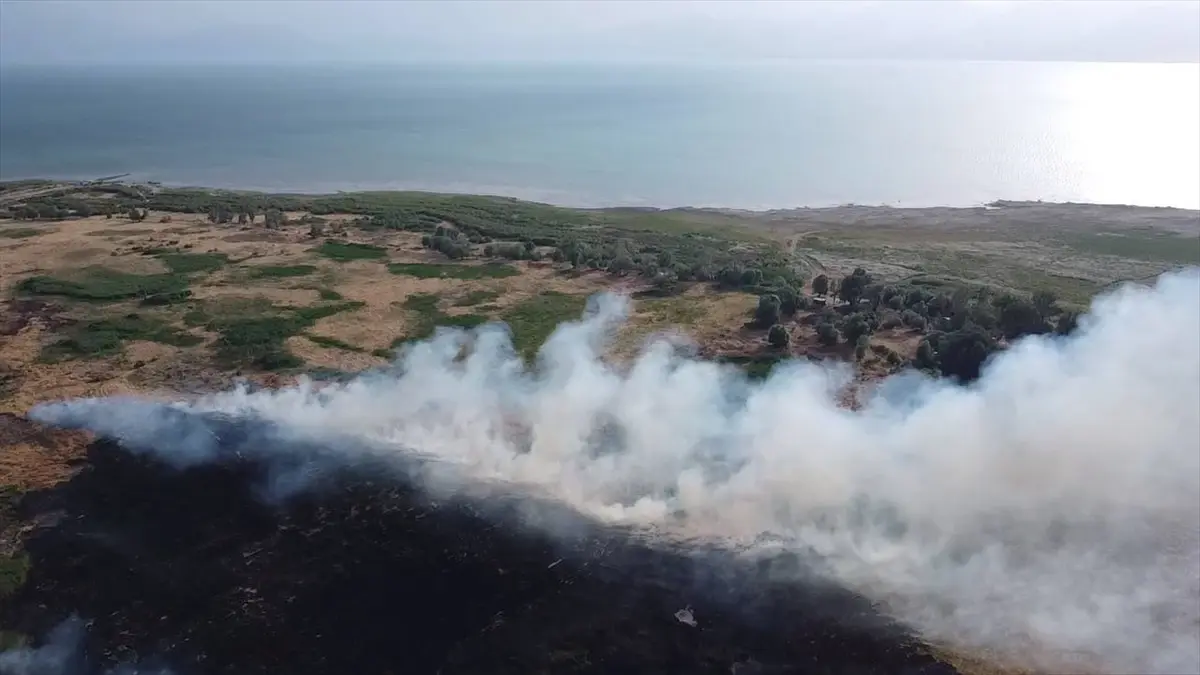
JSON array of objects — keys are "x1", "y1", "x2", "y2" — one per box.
[{"x1": 1, "y1": 0, "x2": 1198, "y2": 66}]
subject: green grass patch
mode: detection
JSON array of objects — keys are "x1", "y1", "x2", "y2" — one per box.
[
  {"x1": 244, "y1": 264, "x2": 318, "y2": 280},
  {"x1": 192, "y1": 299, "x2": 366, "y2": 370},
  {"x1": 637, "y1": 296, "x2": 707, "y2": 325},
  {"x1": 39, "y1": 313, "x2": 203, "y2": 362},
  {"x1": 501, "y1": 291, "x2": 588, "y2": 360},
  {"x1": 720, "y1": 355, "x2": 785, "y2": 380},
  {"x1": 304, "y1": 333, "x2": 366, "y2": 353},
  {"x1": 312, "y1": 240, "x2": 387, "y2": 262},
  {"x1": 453, "y1": 289, "x2": 502, "y2": 307},
  {"x1": 153, "y1": 251, "x2": 228, "y2": 274},
  {"x1": 0, "y1": 553, "x2": 30, "y2": 601},
  {"x1": 387, "y1": 262, "x2": 519, "y2": 280},
  {"x1": 18, "y1": 267, "x2": 190, "y2": 302},
  {"x1": 316, "y1": 287, "x2": 344, "y2": 301},
  {"x1": 398, "y1": 293, "x2": 489, "y2": 343},
  {"x1": 0, "y1": 227, "x2": 42, "y2": 239},
  {"x1": 1060, "y1": 233, "x2": 1200, "y2": 265}
]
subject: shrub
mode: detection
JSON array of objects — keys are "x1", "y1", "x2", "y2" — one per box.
[
  {"x1": 754, "y1": 294, "x2": 781, "y2": 327},
  {"x1": 901, "y1": 310, "x2": 927, "y2": 330},
  {"x1": 767, "y1": 324, "x2": 789, "y2": 348},
  {"x1": 812, "y1": 274, "x2": 829, "y2": 296},
  {"x1": 840, "y1": 313, "x2": 872, "y2": 345},
  {"x1": 816, "y1": 321, "x2": 839, "y2": 346}
]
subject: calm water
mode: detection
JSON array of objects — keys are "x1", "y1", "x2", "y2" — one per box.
[{"x1": 1, "y1": 61, "x2": 1197, "y2": 209}]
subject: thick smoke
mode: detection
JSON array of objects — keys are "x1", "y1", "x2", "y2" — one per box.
[{"x1": 29, "y1": 270, "x2": 1200, "y2": 675}]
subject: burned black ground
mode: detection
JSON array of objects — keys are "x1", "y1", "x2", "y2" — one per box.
[{"x1": 2, "y1": 437, "x2": 959, "y2": 675}]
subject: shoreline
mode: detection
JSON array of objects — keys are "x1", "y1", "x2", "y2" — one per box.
[{"x1": 3, "y1": 176, "x2": 1200, "y2": 216}]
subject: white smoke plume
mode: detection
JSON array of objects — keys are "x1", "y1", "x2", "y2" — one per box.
[
  {"x1": 0, "y1": 616, "x2": 173, "y2": 675},
  {"x1": 29, "y1": 270, "x2": 1200, "y2": 675}
]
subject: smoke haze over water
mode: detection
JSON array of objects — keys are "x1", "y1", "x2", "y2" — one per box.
[{"x1": 28, "y1": 270, "x2": 1200, "y2": 675}]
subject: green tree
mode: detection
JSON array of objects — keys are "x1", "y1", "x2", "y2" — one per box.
[
  {"x1": 767, "y1": 324, "x2": 789, "y2": 348},
  {"x1": 812, "y1": 274, "x2": 830, "y2": 296},
  {"x1": 816, "y1": 321, "x2": 839, "y2": 346},
  {"x1": 999, "y1": 300, "x2": 1049, "y2": 339},
  {"x1": 854, "y1": 334, "x2": 870, "y2": 361},
  {"x1": 838, "y1": 268, "x2": 872, "y2": 305},
  {"x1": 264, "y1": 208, "x2": 285, "y2": 229},
  {"x1": 776, "y1": 286, "x2": 799, "y2": 316},
  {"x1": 1055, "y1": 311, "x2": 1079, "y2": 335},
  {"x1": 1033, "y1": 290, "x2": 1059, "y2": 318},
  {"x1": 938, "y1": 327, "x2": 996, "y2": 382},
  {"x1": 741, "y1": 268, "x2": 764, "y2": 287},
  {"x1": 755, "y1": 294, "x2": 782, "y2": 327},
  {"x1": 840, "y1": 313, "x2": 872, "y2": 345}
]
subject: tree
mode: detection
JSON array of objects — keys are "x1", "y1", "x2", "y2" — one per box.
[
  {"x1": 776, "y1": 286, "x2": 799, "y2": 316},
  {"x1": 740, "y1": 268, "x2": 764, "y2": 287},
  {"x1": 767, "y1": 324, "x2": 790, "y2": 348},
  {"x1": 717, "y1": 264, "x2": 745, "y2": 289},
  {"x1": 656, "y1": 250, "x2": 674, "y2": 268},
  {"x1": 755, "y1": 294, "x2": 781, "y2": 327},
  {"x1": 914, "y1": 338, "x2": 938, "y2": 370},
  {"x1": 238, "y1": 212, "x2": 248, "y2": 225},
  {"x1": 901, "y1": 309, "x2": 927, "y2": 330},
  {"x1": 854, "y1": 335, "x2": 870, "y2": 361},
  {"x1": 938, "y1": 327, "x2": 996, "y2": 382},
  {"x1": 816, "y1": 321, "x2": 839, "y2": 347},
  {"x1": 838, "y1": 268, "x2": 872, "y2": 305},
  {"x1": 609, "y1": 254, "x2": 638, "y2": 276},
  {"x1": 1055, "y1": 311, "x2": 1079, "y2": 335},
  {"x1": 264, "y1": 208, "x2": 285, "y2": 229},
  {"x1": 524, "y1": 240, "x2": 536, "y2": 253},
  {"x1": 999, "y1": 300, "x2": 1049, "y2": 339},
  {"x1": 840, "y1": 313, "x2": 872, "y2": 345},
  {"x1": 1033, "y1": 290, "x2": 1059, "y2": 318},
  {"x1": 812, "y1": 274, "x2": 830, "y2": 297}
]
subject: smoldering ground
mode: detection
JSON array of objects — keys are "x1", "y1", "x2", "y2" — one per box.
[{"x1": 24, "y1": 269, "x2": 1200, "y2": 675}]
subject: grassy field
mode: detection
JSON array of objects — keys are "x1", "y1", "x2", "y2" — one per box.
[{"x1": 0, "y1": 183, "x2": 1195, "y2": 406}]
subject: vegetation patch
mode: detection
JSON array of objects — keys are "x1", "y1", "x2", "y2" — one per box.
[
  {"x1": 316, "y1": 288, "x2": 344, "y2": 301},
  {"x1": 453, "y1": 289, "x2": 502, "y2": 307},
  {"x1": 304, "y1": 333, "x2": 367, "y2": 353},
  {"x1": 1060, "y1": 232, "x2": 1200, "y2": 265},
  {"x1": 0, "y1": 227, "x2": 43, "y2": 239},
  {"x1": 152, "y1": 251, "x2": 229, "y2": 274},
  {"x1": 39, "y1": 313, "x2": 203, "y2": 362},
  {"x1": 312, "y1": 240, "x2": 387, "y2": 262},
  {"x1": 0, "y1": 553, "x2": 30, "y2": 601},
  {"x1": 501, "y1": 292, "x2": 588, "y2": 360},
  {"x1": 387, "y1": 262, "x2": 519, "y2": 280},
  {"x1": 245, "y1": 264, "x2": 318, "y2": 280},
  {"x1": 399, "y1": 294, "x2": 489, "y2": 344},
  {"x1": 17, "y1": 267, "x2": 189, "y2": 303},
  {"x1": 189, "y1": 299, "x2": 366, "y2": 370}
]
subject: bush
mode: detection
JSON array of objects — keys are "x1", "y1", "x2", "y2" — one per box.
[
  {"x1": 838, "y1": 268, "x2": 872, "y2": 305},
  {"x1": 776, "y1": 286, "x2": 799, "y2": 316},
  {"x1": 840, "y1": 313, "x2": 872, "y2": 345},
  {"x1": 754, "y1": 294, "x2": 781, "y2": 327},
  {"x1": 938, "y1": 326, "x2": 997, "y2": 382},
  {"x1": 901, "y1": 310, "x2": 927, "y2": 330},
  {"x1": 880, "y1": 312, "x2": 903, "y2": 330},
  {"x1": 816, "y1": 321, "x2": 839, "y2": 346},
  {"x1": 812, "y1": 274, "x2": 829, "y2": 296},
  {"x1": 854, "y1": 335, "x2": 869, "y2": 361},
  {"x1": 767, "y1": 324, "x2": 789, "y2": 348}
]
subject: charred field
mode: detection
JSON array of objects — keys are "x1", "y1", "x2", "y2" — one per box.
[{"x1": 2, "y1": 429, "x2": 954, "y2": 675}]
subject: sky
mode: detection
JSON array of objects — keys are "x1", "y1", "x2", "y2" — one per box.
[{"x1": 1, "y1": 0, "x2": 1198, "y2": 66}]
